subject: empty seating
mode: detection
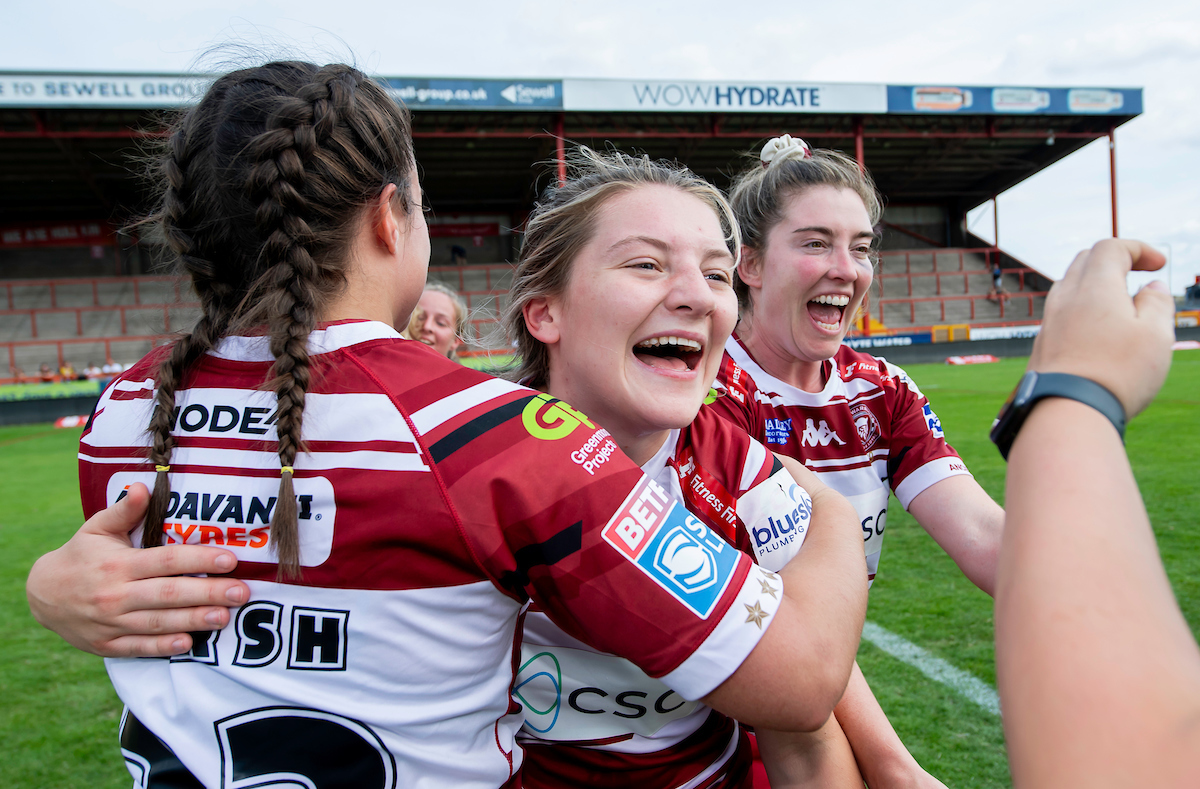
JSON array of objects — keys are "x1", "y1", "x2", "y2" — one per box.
[{"x1": 859, "y1": 247, "x2": 1048, "y2": 335}]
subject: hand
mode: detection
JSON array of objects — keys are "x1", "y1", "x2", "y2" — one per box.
[
  {"x1": 26, "y1": 483, "x2": 251, "y2": 658},
  {"x1": 1030, "y1": 239, "x2": 1175, "y2": 419}
]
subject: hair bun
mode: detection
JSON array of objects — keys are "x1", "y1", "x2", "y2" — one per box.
[{"x1": 760, "y1": 134, "x2": 811, "y2": 168}]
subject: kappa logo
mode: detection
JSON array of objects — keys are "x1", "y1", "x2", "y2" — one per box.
[
  {"x1": 602, "y1": 477, "x2": 738, "y2": 619},
  {"x1": 800, "y1": 418, "x2": 845, "y2": 447},
  {"x1": 523, "y1": 393, "x2": 596, "y2": 440}
]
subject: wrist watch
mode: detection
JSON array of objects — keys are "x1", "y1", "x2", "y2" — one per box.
[{"x1": 990, "y1": 371, "x2": 1127, "y2": 460}]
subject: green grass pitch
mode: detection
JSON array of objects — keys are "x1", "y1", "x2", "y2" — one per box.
[{"x1": 1, "y1": 350, "x2": 1196, "y2": 787}]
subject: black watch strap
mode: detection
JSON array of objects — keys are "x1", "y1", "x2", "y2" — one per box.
[{"x1": 990, "y1": 371, "x2": 1127, "y2": 460}]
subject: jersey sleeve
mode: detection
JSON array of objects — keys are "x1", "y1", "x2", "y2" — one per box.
[
  {"x1": 705, "y1": 352, "x2": 762, "y2": 441},
  {"x1": 428, "y1": 389, "x2": 784, "y2": 702},
  {"x1": 684, "y1": 409, "x2": 812, "y2": 573},
  {"x1": 878, "y1": 358, "x2": 973, "y2": 508}
]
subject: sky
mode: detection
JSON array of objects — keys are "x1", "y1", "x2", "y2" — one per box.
[{"x1": 5, "y1": 0, "x2": 1198, "y2": 293}]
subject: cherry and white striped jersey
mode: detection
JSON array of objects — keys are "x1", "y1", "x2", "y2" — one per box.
[
  {"x1": 79, "y1": 320, "x2": 784, "y2": 789},
  {"x1": 707, "y1": 336, "x2": 972, "y2": 583},
  {"x1": 517, "y1": 407, "x2": 812, "y2": 789}
]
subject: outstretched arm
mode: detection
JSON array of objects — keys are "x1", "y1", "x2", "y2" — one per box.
[
  {"x1": 26, "y1": 483, "x2": 250, "y2": 658},
  {"x1": 996, "y1": 239, "x2": 1200, "y2": 787},
  {"x1": 907, "y1": 475, "x2": 1004, "y2": 596}
]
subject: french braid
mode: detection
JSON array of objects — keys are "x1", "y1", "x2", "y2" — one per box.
[{"x1": 141, "y1": 62, "x2": 414, "y2": 578}]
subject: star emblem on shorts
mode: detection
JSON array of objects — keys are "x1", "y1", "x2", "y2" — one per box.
[
  {"x1": 744, "y1": 600, "x2": 769, "y2": 629},
  {"x1": 759, "y1": 578, "x2": 779, "y2": 599}
]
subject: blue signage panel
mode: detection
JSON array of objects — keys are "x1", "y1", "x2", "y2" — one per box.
[
  {"x1": 843, "y1": 332, "x2": 933, "y2": 350},
  {"x1": 379, "y1": 78, "x2": 561, "y2": 110},
  {"x1": 886, "y1": 85, "x2": 1142, "y2": 115}
]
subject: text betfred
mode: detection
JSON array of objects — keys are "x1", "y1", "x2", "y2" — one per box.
[
  {"x1": 602, "y1": 476, "x2": 740, "y2": 619},
  {"x1": 106, "y1": 471, "x2": 336, "y2": 567}
]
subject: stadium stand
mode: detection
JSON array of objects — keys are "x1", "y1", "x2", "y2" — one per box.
[{"x1": 0, "y1": 72, "x2": 1142, "y2": 380}]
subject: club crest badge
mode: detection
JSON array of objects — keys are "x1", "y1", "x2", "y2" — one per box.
[{"x1": 851, "y1": 402, "x2": 882, "y2": 451}]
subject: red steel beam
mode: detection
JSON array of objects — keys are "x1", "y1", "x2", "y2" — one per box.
[
  {"x1": 854, "y1": 117, "x2": 865, "y2": 169},
  {"x1": 1108, "y1": 126, "x2": 1118, "y2": 237},
  {"x1": 554, "y1": 113, "x2": 566, "y2": 186},
  {"x1": 411, "y1": 128, "x2": 1106, "y2": 141}
]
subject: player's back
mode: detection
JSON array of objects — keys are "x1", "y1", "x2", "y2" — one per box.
[{"x1": 80, "y1": 321, "x2": 591, "y2": 788}]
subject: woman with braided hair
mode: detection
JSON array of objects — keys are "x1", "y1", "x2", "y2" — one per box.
[{"x1": 29, "y1": 62, "x2": 871, "y2": 788}]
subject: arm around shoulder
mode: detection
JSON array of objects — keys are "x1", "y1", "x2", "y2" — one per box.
[
  {"x1": 27, "y1": 483, "x2": 250, "y2": 658},
  {"x1": 703, "y1": 454, "x2": 867, "y2": 731}
]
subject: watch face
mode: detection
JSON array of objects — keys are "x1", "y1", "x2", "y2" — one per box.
[
  {"x1": 996, "y1": 371, "x2": 1037, "y2": 422},
  {"x1": 991, "y1": 371, "x2": 1038, "y2": 458},
  {"x1": 1017, "y1": 371, "x2": 1039, "y2": 404}
]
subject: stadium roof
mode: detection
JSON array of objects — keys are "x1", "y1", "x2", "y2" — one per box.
[{"x1": 0, "y1": 72, "x2": 1142, "y2": 225}]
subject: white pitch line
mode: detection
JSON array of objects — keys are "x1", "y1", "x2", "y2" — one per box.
[{"x1": 861, "y1": 621, "x2": 1002, "y2": 717}]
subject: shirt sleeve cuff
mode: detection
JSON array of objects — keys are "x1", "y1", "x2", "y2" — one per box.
[
  {"x1": 894, "y1": 456, "x2": 973, "y2": 509},
  {"x1": 657, "y1": 563, "x2": 784, "y2": 701}
]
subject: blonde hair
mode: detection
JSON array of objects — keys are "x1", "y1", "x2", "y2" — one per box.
[
  {"x1": 729, "y1": 142, "x2": 882, "y2": 313},
  {"x1": 501, "y1": 146, "x2": 739, "y2": 389},
  {"x1": 411, "y1": 281, "x2": 469, "y2": 359}
]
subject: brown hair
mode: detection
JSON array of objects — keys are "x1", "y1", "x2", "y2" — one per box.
[
  {"x1": 729, "y1": 141, "x2": 882, "y2": 313},
  {"x1": 142, "y1": 61, "x2": 414, "y2": 578},
  {"x1": 502, "y1": 146, "x2": 739, "y2": 389}
]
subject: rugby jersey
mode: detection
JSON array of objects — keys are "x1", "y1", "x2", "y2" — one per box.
[
  {"x1": 78, "y1": 320, "x2": 784, "y2": 789},
  {"x1": 518, "y1": 407, "x2": 812, "y2": 789},
  {"x1": 707, "y1": 335, "x2": 972, "y2": 583}
]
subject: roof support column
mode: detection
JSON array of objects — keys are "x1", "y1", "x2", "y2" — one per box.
[
  {"x1": 554, "y1": 113, "x2": 566, "y2": 187},
  {"x1": 993, "y1": 196, "x2": 999, "y2": 248},
  {"x1": 1108, "y1": 125, "x2": 1118, "y2": 237},
  {"x1": 854, "y1": 117, "x2": 865, "y2": 170}
]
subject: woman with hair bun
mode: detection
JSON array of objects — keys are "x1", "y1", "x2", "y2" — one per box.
[
  {"x1": 27, "y1": 66, "x2": 869, "y2": 788},
  {"x1": 705, "y1": 135, "x2": 1006, "y2": 788}
]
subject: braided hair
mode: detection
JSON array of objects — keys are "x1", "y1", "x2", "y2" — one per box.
[{"x1": 142, "y1": 61, "x2": 415, "y2": 578}]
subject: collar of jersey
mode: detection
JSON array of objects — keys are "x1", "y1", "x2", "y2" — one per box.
[
  {"x1": 726, "y1": 333, "x2": 842, "y2": 407},
  {"x1": 208, "y1": 319, "x2": 403, "y2": 362},
  {"x1": 639, "y1": 428, "x2": 682, "y2": 479}
]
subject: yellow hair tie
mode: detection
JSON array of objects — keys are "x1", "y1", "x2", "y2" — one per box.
[
  {"x1": 155, "y1": 465, "x2": 170, "y2": 473},
  {"x1": 280, "y1": 466, "x2": 294, "y2": 476}
]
